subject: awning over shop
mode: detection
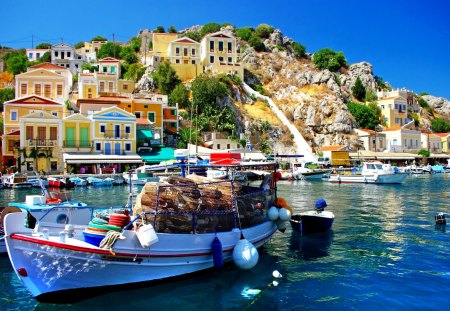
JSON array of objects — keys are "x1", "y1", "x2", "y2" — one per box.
[
  {"x1": 137, "y1": 129, "x2": 153, "y2": 139},
  {"x1": 63, "y1": 153, "x2": 143, "y2": 164},
  {"x1": 140, "y1": 147, "x2": 175, "y2": 163}
]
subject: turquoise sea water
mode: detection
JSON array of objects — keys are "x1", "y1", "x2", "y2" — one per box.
[{"x1": 1, "y1": 175, "x2": 450, "y2": 310}]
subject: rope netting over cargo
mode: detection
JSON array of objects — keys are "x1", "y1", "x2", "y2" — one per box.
[{"x1": 133, "y1": 174, "x2": 275, "y2": 234}]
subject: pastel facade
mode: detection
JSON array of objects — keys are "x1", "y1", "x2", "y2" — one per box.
[
  {"x1": 377, "y1": 88, "x2": 419, "y2": 112},
  {"x1": 76, "y1": 93, "x2": 176, "y2": 147},
  {"x1": 200, "y1": 31, "x2": 243, "y2": 79},
  {"x1": 77, "y1": 58, "x2": 134, "y2": 99},
  {"x1": 51, "y1": 43, "x2": 85, "y2": 73},
  {"x1": 15, "y1": 63, "x2": 72, "y2": 102},
  {"x1": 377, "y1": 96, "x2": 410, "y2": 127},
  {"x1": 2, "y1": 95, "x2": 65, "y2": 171},
  {"x1": 26, "y1": 48, "x2": 50, "y2": 62},
  {"x1": 421, "y1": 133, "x2": 443, "y2": 153},
  {"x1": 76, "y1": 40, "x2": 107, "y2": 62},
  {"x1": 355, "y1": 129, "x2": 386, "y2": 152},
  {"x1": 90, "y1": 106, "x2": 136, "y2": 155},
  {"x1": 166, "y1": 36, "x2": 202, "y2": 80},
  {"x1": 381, "y1": 127, "x2": 421, "y2": 153},
  {"x1": 435, "y1": 133, "x2": 450, "y2": 153}
]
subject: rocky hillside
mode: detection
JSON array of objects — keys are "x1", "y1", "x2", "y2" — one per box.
[{"x1": 135, "y1": 24, "x2": 450, "y2": 154}]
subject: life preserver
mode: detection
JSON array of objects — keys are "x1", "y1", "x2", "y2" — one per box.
[{"x1": 46, "y1": 198, "x2": 62, "y2": 204}]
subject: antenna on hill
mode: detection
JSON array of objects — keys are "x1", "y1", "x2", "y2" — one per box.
[
  {"x1": 113, "y1": 33, "x2": 115, "y2": 58},
  {"x1": 31, "y1": 34, "x2": 34, "y2": 49}
]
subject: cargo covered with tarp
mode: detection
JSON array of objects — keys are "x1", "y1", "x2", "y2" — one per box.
[{"x1": 133, "y1": 174, "x2": 274, "y2": 233}]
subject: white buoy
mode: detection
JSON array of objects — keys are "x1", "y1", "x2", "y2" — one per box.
[
  {"x1": 232, "y1": 239, "x2": 259, "y2": 270},
  {"x1": 278, "y1": 208, "x2": 291, "y2": 221},
  {"x1": 268, "y1": 206, "x2": 279, "y2": 221},
  {"x1": 272, "y1": 270, "x2": 283, "y2": 278}
]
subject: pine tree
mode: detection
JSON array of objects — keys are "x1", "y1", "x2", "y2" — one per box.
[{"x1": 352, "y1": 77, "x2": 366, "y2": 101}]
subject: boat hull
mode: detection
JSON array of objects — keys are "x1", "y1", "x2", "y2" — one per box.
[
  {"x1": 5, "y1": 212, "x2": 277, "y2": 300},
  {"x1": 328, "y1": 173, "x2": 407, "y2": 184},
  {"x1": 290, "y1": 211, "x2": 334, "y2": 235}
]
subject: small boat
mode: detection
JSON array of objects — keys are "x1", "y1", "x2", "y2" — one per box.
[
  {"x1": 48, "y1": 176, "x2": 75, "y2": 188},
  {"x1": 87, "y1": 177, "x2": 113, "y2": 186},
  {"x1": 123, "y1": 166, "x2": 159, "y2": 185},
  {"x1": 108, "y1": 176, "x2": 124, "y2": 185},
  {"x1": 4, "y1": 162, "x2": 290, "y2": 302},
  {"x1": 291, "y1": 162, "x2": 327, "y2": 180},
  {"x1": 206, "y1": 167, "x2": 228, "y2": 179},
  {"x1": 69, "y1": 176, "x2": 87, "y2": 186},
  {"x1": 3, "y1": 173, "x2": 33, "y2": 189},
  {"x1": 290, "y1": 199, "x2": 334, "y2": 235},
  {"x1": 327, "y1": 161, "x2": 408, "y2": 184}
]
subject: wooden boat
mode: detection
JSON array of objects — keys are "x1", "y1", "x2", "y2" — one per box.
[
  {"x1": 3, "y1": 163, "x2": 290, "y2": 302},
  {"x1": 289, "y1": 199, "x2": 334, "y2": 235},
  {"x1": 291, "y1": 162, "x2": 327, "y2": 180},
  {"x1": 3, "y1": 173, "x2": 33, "y2": 189},
  {"x1": 327, "y1": 161, "x2": 408, "y2": 184}
]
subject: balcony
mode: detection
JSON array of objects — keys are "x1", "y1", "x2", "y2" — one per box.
[
  {"x1": 63, "y1": 140, "x2": 92, "y2": 148},
  {"x1": 104, "y1": 130, "x2": 130, "y2": 139},
  {"x1": 27, "y1": 139, "x2": 58, "y2": 147}
]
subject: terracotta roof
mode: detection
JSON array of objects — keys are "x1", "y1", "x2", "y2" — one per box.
[
  {"x1": 5, "y1": 95, "x2": 62, "y2": 106},
  {"x1": 357, "y1": 128, "x2": 377, "y2": 134},
  {"x1": 98, "y1": 57, "x2": 120, "y2": 63},
  {"x1": 28, "y1": 62, "x2": 66, "y2": 70},
  {"x1": 382, "y1": 127, "x2": 402, "y2": 131},
  {"x1": 321, "y1": 145, "x2": 346, "y2": 151},
  {"x1": 435, "y1": 133, "x2": 450, "y2": 137},
  {"x1": 136, "y1": 118, "x2": 151, "y2": 125}
]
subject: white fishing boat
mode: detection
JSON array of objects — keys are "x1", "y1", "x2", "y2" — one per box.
[
  {"x1": 291, "y1": 162, "x2": 327, "y2": 180},
  {"x1": 69, "y1": 176, "x2": 88, "y2": 186},
  {"x1": 3, "y1": 173, "x2": 33, "y2": 189},
  {"x1": 123, "y1": 166, "x2": 160, "y2": 185},
  {"x1": 327, "y1": 161, "x2": 408, "y2": 184},
  {"x1": 4, "y1": 163, "x2": 291, "y2": 302},
  {"x1": 87, "y1": 176, "x2": 113, "y2": 186}
]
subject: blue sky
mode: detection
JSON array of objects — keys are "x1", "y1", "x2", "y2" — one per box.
[{"x1": 1, "y1": 0, "x2": 449, "y2": 99}]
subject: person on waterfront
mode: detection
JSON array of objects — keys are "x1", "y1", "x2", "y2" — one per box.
[{"x1": 80, "y1": 166, "x2": 86, "y2": 174}]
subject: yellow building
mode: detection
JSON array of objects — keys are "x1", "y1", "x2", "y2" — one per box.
[
  {"x1": 2, "y1": 95, "x2": 65, "y2": 172},
  {"x1": 15, "y1": 63, "x2": 72, "y2": 102},
  {"x1": 376, "y1": 96, "x2": 409, "y2": 127},
  {"x1": 421, "y1": 132, "x2": 444, "y2": 153},
  {"x1": 152, "y1": 33, "x2": 179, "y2": 63},
  {"x1": 381, "y1": 127, "x2": 421, "y2": 153},
  {"x1": 436, "y1": 133, "x2": 450, "y2": 153},
  {"x1": 78, "y1": 57, "x2": 135, "y2": 99},
  {"x1": 200, "y1": 31, "x2": 243, "y2": 79},
  {"x1": 90, "y1": 106, "x2": 137, "y2": 155},
  {"x1": 76, "y1": 93, "x2": 177, "y2": 147}
]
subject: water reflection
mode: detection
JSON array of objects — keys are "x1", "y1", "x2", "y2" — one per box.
[{"x1": 288, "y1": 230, "x2": 334, "y2": 260}]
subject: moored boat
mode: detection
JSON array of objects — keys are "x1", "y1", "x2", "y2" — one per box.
[
  {"x1": 4, "y1": 163, "x2": 290, "y2": 302},
  {"x1": 327, "y1": 161, "x2": 408, "y2": 184},
  {"x1": 291, "y1": 162, "x2": 327, "y2": 180},
  {"x1": 3, "y1": 173, "x2": 33, "y2": 189},
  {"x1": 289, "y1": 199, "x2": 334, "y2": 235}
]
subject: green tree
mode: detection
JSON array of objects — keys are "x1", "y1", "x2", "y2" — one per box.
[
  {"x1": 431, "y1": 118, "x2": 450, "y2": 133},
  {"x1": 236, "y1": 27, "x2": 254, "y2": 41},
  {"x1": 347, "y1": 101, "x2": 379, "y2": 130},
  {"x1": 248, "y1": 34, "x2": 265, "y2": 52},
  {"x1": 313, "y1": 48, "x2": 347, "y2": 72},
  {"x1": 191, "y1": 75, "x2": 228, "y2": 115},
  {"x1": 418, "y1": 149, "x2": 430, "y2": 158},
  {"x1": 123, "y1": 63, "x2": 145, "y2": 82},
  {"x1": 35, "y1": 42, "x2": 52, "y2": 49},
  {"x1": 4, "y1": 51, "x2": 29, "y2": 74},
  {"x1": 367, "y1": 102, "x2": 383, "y2": 124},
  {"x1": 129, "y1": 36, "x2": 141, "y2": 52},
  {"x1": 200, "y1": 23, "x2": 221, "y2": 37},
  {"x1": 0, "y1": 88, "x2": 14, "y2": 111},
  {"x1": 152, "y1": 62, "x2": 181, "y2": 95},
  {"x1": 255, "y1": 24, "x2": 274, "y2": 38},
  {"x1": 177, "y1": 128, "x2": 200, "y2": 148},
  {"x1": 364, "y1": 88, "x2": 378, "y2": 102},
  {"x1": 168, "y1": 26, "x2": 177, "y2": 33},
  {"x1": 74, "y1": 41, "x2": 85, "y2": 49},
  {"x1": 154, "y1": 26, "x2": 165, "y2": 33},
  {"x1": 91, "y1": 36, "x2": 107, "y2": 41},
  {"x1": 82, "y1": 62, "x2": 98, "y2": 73},
  {"x1": 185, "y1": 31, "x2": 202, "y2": 42},
  {"x1": 120, "y1": 46, "x2": 138, "y2": 64},
  {"x1": 97, "y1": 42, "x2": 122, "y2": 59},
  {"x1": 292, "y1": 42, "x2": 306, "y2": 58},
  {"x1": 375, "y1": 76, "x2": 391, "y2": 91},
  {"x1": 169, "y1": 83, "x2": 190, "y2": 108},
  {"x1": 352, "y1": 77, "x2": 366, "y2": 101},
  {"x1": 37, "y1": 51, "x2": 51, "y2": 63}
]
